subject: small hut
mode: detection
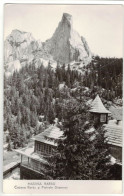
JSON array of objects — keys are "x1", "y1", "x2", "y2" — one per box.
[{"x1": 89, "y1": 95, "x2": 111, "y2": 124}]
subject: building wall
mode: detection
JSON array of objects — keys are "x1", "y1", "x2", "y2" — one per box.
[
  {"x1": 30, "y1": 159, "x2": 46, "y2": 172},
  {"x1": 91, "y1": 113, "x2": 108, "y2": 124},
  {"x1": 20, "y1": 165, "x2": 45, "y2": 180}
]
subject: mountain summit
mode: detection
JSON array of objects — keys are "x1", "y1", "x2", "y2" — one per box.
[
  {"x1": 44, "y1": 13, "x2": 92, "y2": 64},
  {"x1": 4, "y1": 13, "x2": 92, "y2": 75}
]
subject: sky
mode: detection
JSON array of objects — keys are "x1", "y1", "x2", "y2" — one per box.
[{"x1": 4, "y1": 4, "x2": 123, "y2": 58}]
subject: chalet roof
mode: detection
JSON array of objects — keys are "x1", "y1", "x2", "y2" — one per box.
[
  {"x1": 104, "y1": 122, "x2": 122, "y2": 148},
  {"x1": 34, "y1": 125, "x2": 64, "y2": 146},
  {"x1": 89, "y1": 95, "x2": 111, "y2": 114},
  {"x1": 109, "y1": 107, "x2": 122, "y2": 121},
  {"x1": 15, "y1": 146, "x2": 48, "y2": 164}
]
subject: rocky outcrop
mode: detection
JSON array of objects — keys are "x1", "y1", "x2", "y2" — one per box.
[
  {"x1": 5, "y1": 30, "x2": 35, "y2": 63},
  {"x1": 4, "y1": 30, "x2": 44, "y2": 75},
  {"x1": 4, "y1": 13, "x2": 92, "y2": 75},
  {"x1": 43, "y1": 13, "x2": 92, "y2": 64}
]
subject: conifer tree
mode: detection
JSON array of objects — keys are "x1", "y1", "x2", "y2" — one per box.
[
  {"x1": 66, "y1": 73, "x2": 71, "y2": 88},
  {"x1": 91, "y1": 125, "x2": 111, "y2": 179},
  {"x1": 46, "y1": 98, "x2": 111, "y2": 180},
  {"x1": 46, "y1": 99, "x2": 95, "y2": 180}
]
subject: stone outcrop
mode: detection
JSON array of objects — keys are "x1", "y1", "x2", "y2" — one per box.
[
  {"x1": 44, "y1": 13, "x2": 92, "y2": 64},
  {"x1": 4, "y1": 13, "x2": 92, "y2": 75}
]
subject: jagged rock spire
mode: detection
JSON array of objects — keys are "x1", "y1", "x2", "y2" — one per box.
[
  {"x1": 62, "y1": 13, "x2": 73, "y2": 28},
  {"x1": 44, "y1": 13, "x2": 92, "y2": 64},
  {"x1": 4, "y1": 13, "x2": 92, "y2": 75}
]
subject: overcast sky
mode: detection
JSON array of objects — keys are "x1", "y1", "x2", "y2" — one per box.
[{"x1": 4, "y1": 4, "x2": 123, "y2": 58}]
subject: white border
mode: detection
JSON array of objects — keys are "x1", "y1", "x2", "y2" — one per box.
[
  {"x1": 0, "y1": 1, "x2": 124, "y2": 196},
  {"x1": 1, "y1": 0, "x2": 124, "y2": 4}
]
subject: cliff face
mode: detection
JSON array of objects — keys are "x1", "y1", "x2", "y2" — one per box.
[
  {"x1": 4, "y1": 30, "x2": 44, "y2": 75},
  {"x1": 4, "y1": 30, "x2": 43, "y2": 65},
  {"x1": 44, "y1": 13, "x2": 92, "y2": 64},
  {"x1": 5, "y1": 30, "x2": 34, "y2": 63},
  {"x1": 4, "y1": 13, "x2": 92, "y2": 75}
]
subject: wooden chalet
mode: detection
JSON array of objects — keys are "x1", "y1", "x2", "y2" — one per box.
[
  {"x1": 90, "y1": 95, "x2": 122, "y2": 165},
  {"x1": 15, "y1": 95, "x2": 122, "y2": 179},
  {"x1": 16, "y1": 125, "x2": 63, "y2": 179}
]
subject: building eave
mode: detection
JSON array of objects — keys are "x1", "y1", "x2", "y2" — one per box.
[{"x1": 15, "y1": 147, "x2": 49, "y2": 165}]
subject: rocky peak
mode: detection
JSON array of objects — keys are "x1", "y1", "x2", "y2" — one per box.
[
  {"x1": 61, "y1": 13, "x2": 73, "y2": 28},
  {"x1": 4, "y1": 29, "x2": 36, "y2": 64},
  {"x1": 4, "y1": 13, "x2": 92, "y2": 75},
  {"x1": 51, "y1": 13, "x2": 73, "y2": 41},
  {"x1": 6, "y1": 29, "x2": 34, "y2": 46},
  {"x1": 44, "y1": 13, "x2": 92, "y2": 64}
]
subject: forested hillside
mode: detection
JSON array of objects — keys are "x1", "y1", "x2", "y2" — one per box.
[
  {"x1": 4, "y1": 56, "x2": 123, "y2": 149},
  {"x1": 83, "y1": 57, "x2": 122, "y2": 100}
]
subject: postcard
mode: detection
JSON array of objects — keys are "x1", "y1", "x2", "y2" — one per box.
[{"x1": 3, "y1": 3, "x2": 123, "y2": 194}]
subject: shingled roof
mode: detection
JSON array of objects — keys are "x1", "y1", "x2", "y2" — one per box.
[
  {"x1": 89, "y1": 95, "x2": 111, "y2": 114},
  {"x1": 109, "y1": 107, "x2": 122, "y2": 121},
  {"x1": 34, "y1": 125, "x2": 64, "y2": 146},
  {"x1": 15, "y1": 146, "x2": 48, "y2": 164},
  {"x1": 104, "y1": 122, "x2": 122, "y2": 148}
]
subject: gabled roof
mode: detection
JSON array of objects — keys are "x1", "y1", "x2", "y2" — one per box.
[
  {"x1": 34, "y1": 125, "x2": 64, "y2": 146},
  {"x1": 89, "y1": 95, "x2": 111, "y2": 114}
]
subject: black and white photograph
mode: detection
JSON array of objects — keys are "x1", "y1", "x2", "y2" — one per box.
[{"x1": 3, "y1": 3, "x2": 123, "y2": 188}]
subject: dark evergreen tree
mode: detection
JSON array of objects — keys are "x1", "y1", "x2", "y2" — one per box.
[
  {"x1": 91, "y1": 125, "x2": 111, "y2": 179},
  {"x1": 4, "y1": 56, "x2": 122, "y2": 151},
  {"x1": 46, "y1": 99, "x2": 95, "y2": 179},
  {"x1": 46, "y1": 98, "x2": 111, "y2": 180}
]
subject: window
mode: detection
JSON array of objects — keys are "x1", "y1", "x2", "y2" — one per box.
[
  {"x1": 35, "y1": 142, "x2": 54, "y2": 155},
  {"x1": 35, "y1": 142, "x2": 42, "y2": 154},
  {"x1": 37, "y1": 143, "x2": 39, "y2": 151},
  {"x1": 46, "y1": 144, "x2": 49, "y2": 154},
  {"x1": 42, "y1": 143, "x2": 45, "y2": 152},
  {"x1": 52, "y1": 147, "x2": 55, "y2": 155},
  {"x1": 35, "y1": 142, "x2": 38, "y2": 152},
  {"x1": 100, "y1": 114, "x2": 106, "y2": 122},
  {"x1": 41, "y1": 143, "x2": 44, "y2": 153},
  {"x1": 49, "y1": 146, "x2": 52, "y2": 154}
]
